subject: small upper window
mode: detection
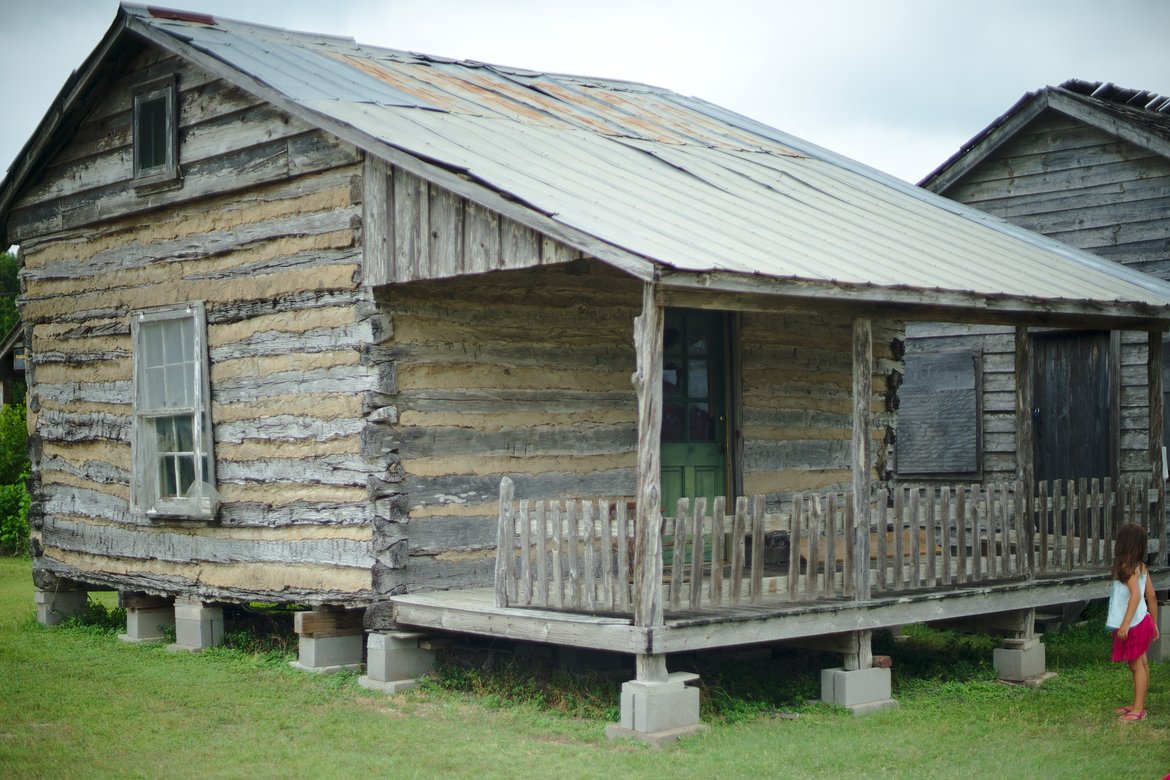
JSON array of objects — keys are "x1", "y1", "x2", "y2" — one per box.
[{"x1": 132, "y1": 77, "x2": 178, "y2": 186}]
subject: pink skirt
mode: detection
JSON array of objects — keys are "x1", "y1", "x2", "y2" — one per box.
[{"x1": 1111, "y1": 614, "x2": 1156, "y2": 662}]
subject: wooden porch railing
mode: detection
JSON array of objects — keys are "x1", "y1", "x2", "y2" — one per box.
[{"x1": 494, "y1": 474, "x2": 1157, "y2": 612}]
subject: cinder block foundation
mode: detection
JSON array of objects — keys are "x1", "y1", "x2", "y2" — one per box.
[
  {"x1": 120, "y1": 606, "x2": 176, "y2": 643},
  {"x1": 605, "y1": 672, "x2": 709, "y2": 746},
  {"x1": 290, "y1": 609, "x2": 365, "y2": 675},
  {"x1": 170, "y1": 597, "x2": 224, "y2": 652},
  {"x1": 1147, "y1": 602, "x2": 1169, "y2": 663},
  {"x1": 993, "y1": 637, "x2": 1046, "y2": 681},
  {"x1": 35, "y1": 588, "x2": 88, "y2": 626},
  {"x1": 821, "y1": 666, "x2": 898, "y2": 715},
  {"x1": 359, "y1": 631, "x2": 435, "y2": 693},
  {"x1": 293, "y1": 634, "x2": 364, "y2": 674}
]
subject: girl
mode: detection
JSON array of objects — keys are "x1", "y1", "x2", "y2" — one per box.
[{"x1": 1106, "y1": 522, "x2": 1160, "y2": 722}]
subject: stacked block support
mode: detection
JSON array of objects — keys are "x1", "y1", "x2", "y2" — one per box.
[
  {"x1": 34, "y1": 588, "x2": 88, "y2": 627},
  {"x1": 290, "y1": 609, "x2": 365, "y2": 674},
  {"x1": 359, "y1": 631, "x2": 435, "y2": 693},
  {"x1": 170, "y1": 597, "x2": 224, "y2": 652}
]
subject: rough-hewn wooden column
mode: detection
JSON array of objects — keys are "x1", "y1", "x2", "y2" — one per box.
[
  {"x1": 632, "y1": 282, "x2": 666, "y2": 683},
  {"x1": 1015, "y1": 326, "x2": 1035, "y2": 575},
  {"x1": 851, "y1": 317, "x2": 872, "y2": 602},
  {"x1": 1149, "y1": 330, "x2": 1166, "y2": 561}
]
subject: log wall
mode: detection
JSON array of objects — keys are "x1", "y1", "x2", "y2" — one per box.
[
  {"x1": 366, "y1": 261, "x2": 644, "y2": 593},
  {"x1": 739, "y1": 310, "x2": 900, "y2": 498},
  {"x1": 15, "y1": 43, "x2": 376, "y2": 604}
]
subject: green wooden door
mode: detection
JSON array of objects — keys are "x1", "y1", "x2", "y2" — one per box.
[{"x1": 661, "y1": 309, "x2": 727, "y2": 510}]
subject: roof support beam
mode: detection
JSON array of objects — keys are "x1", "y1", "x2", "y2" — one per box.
[
  {"x1": 1015, "y1": 326, "x2": 1036, "y2": 574},
  {"x1": 1150, "y1": 330, "x2": 1167, "y2": 563},
  {"x1": 631, "y1": 281, "x2": 665, "y2": 663},
  {"x1": 851, "y1": 318, "x2": 872, "y2": 603}
]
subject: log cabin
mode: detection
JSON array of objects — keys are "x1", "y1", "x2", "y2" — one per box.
[{"x1": 2, "y1": 7, "x2": 1169, "y2": 741}]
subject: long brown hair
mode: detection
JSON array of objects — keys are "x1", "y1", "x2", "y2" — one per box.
[{"x1": 1112, "y1": 523, "x2": 1147, "y2": 582}]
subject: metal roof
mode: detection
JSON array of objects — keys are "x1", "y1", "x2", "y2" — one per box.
[{"x1": 7, "y1": 4, "x2": 1170, "y2": 321}]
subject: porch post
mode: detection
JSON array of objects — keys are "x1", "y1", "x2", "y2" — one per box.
[
  {"x1": 820, "y1": 318, "x2": 894, "y2": 716},
  {"x1": 1148, "y1": 330, "x2": 1166, "y2": 562},
  {"x1": 851, "y1": 318, "x2": 872, "y2": 602},
  {"x1": 632, "y1": 281, "x2": 665, "y2": 643},
  {"x1": 609, "y1": 281, "x2": 706, "y2": 745},
  {"x1": 1015, "y1": 326, "x2": 1035, "y2": 575}
]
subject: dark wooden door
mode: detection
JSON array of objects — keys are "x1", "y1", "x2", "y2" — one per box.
[{"x1": 1031, "y1": 331, "x2": 1112, "y2": 484}]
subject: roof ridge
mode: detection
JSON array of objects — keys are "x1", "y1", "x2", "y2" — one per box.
[{"x1": 1057, "y1": 78, "x2": 1170, "y2": 115}]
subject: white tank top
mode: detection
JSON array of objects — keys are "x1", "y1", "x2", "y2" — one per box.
[{"x1": 1106, "y1": 571, "x2": 1148, "y2": 630}]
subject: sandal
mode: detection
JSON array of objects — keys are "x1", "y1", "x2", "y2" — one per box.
[
  {"x1": 1119, "y1": 709, "x2": 1146, "y2": 722},
  {"x1": 1115, "y1": 706, "x2": 1133, "y2": 715}
]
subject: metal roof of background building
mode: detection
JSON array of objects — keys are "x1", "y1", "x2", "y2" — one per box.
[{"x1": 4, "y1": 4, "x2": 1170, "y2": 321}]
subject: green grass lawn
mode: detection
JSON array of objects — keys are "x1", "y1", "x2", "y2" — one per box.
[{"x1": 0, "y1": 555, "x2": 1167, "y2": 779}]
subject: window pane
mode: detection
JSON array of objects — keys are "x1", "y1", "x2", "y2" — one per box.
[
  {"x1": 178, "y1": 317, "x2": 195, "y2": 362},
  {"x1": 688, "y1": 403, "x2": 714, "y2": 441},
  {"x1": 159, "y1": 455, "x2": 179, "y2": 498},
  {"x1": 177, "y1": 455, "x2": 196, "y2": 496},
  {"x1": 143, "y1": 324, "x2": 165, "y2": 368},
  {"x1": 172, "y1": 414, "x2": 194, "y2": 451},
  {"x1": 138, "y1": 95, "x2": 167, "y2": 170},
  {"x1": 163, "y1": 364, "x2": 194, "y2": 408},
  {"x1": 663, "y1": 360, "x2": 681, "y2": 397},
  {"x1": 663, "y1": 322, "x2": 683, "y2": 355},
  {"x1": 687, "y1": 318, "x2": 712, "y2": 356},
  {"x1": 688, "y1": 360, "x2": 708, "y2": 399},
  {"x1": 662, "y1": 402, "x2": 685, "y2": 442}
]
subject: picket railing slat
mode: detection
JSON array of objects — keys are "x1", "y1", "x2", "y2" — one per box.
[
  {"x1": 690, "y1": 497, "x2": 707, "y2": 609},
  {"x1": 711, "y1": 496, "x2": 726, "y2": 608}
]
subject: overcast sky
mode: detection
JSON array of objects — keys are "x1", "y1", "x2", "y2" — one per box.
[{"x1": 2, "y1": 0, "x2": 1170, "y2": 186}]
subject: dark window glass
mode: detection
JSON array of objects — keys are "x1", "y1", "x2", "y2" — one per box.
[
  {"x1": 662, "y1": 403, "x2": 685, "y2": 442},
  {"x1": 138, "y1": 95, "x2": 168, "y2": 171},
  {"x1": 688, "y1": 403, "x2": 714, "y2": 441}
]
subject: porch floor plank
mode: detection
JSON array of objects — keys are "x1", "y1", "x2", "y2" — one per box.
[{"x1": 389, "y1": 568, "x2": 1170, "y2": 656}]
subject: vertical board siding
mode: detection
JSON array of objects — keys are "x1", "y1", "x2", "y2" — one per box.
[
  {"x1": 362, "y1": 161, "x2": 579, "y2": 285},
  {"x1": 905, "y1": 323, "x2": 1150, "y2": 484},
  {"x1": 909, "y1": 108, "x2": 1170, "y2": 490},
  {"x1": 17, "y1": 46, "x2": 376, "y2": 603},
  {"x1": 942, "y1": 113, "x2": 1170, "y2": 277}
]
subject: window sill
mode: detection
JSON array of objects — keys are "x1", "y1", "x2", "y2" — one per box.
[
  {"x1": 145, "y1": 498, "x2": 216, "y2": 522},
  {"x1": 133, "y1": 169, "x2": 183, "y2": 195}
]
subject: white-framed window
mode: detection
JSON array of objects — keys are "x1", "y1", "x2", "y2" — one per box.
[
  {"x1": 132, "y1": 76, "x2": 179, "y2": 187},
  {"x1": 131, "y1": 302, "x2": 217, "y2": 519}
]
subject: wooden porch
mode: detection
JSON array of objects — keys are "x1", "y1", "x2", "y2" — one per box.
[
  {"x1": 384, "y1": 283, "x2": 1170, "y2": 740},
  {"x1": 390, "y1": 475, "x2": 1169, "y2": 656}
]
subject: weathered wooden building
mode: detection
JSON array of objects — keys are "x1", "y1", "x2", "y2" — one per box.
[
  {"x1": 3, "y1": 9, "x2": 1168, "y2": 741},
  {"x1": 904, "y1": 80, "x2": 1170, "y2": 544}
]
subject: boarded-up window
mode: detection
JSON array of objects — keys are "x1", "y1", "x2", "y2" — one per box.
[{"x1": 896, "y1": 350, "x2": 981, "y2": 475}]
